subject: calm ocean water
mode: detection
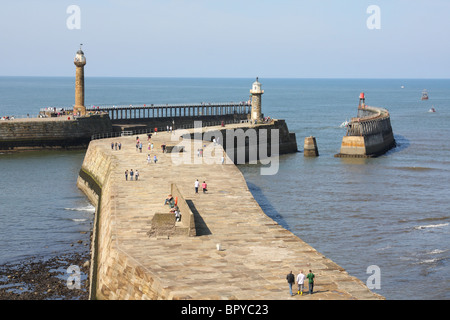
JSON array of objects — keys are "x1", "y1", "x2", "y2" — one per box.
[{"x1": 0, "y1": 77, "x2": 449, "y2": 299}]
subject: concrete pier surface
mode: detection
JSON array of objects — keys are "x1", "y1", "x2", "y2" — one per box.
[{"x1": 78, "y1": 122, "x2": 384, "y2": 300}]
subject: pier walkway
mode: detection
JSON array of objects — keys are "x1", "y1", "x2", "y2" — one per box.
[{"x1": 80, "y1": 122, "x2": 383, "y2": 300}]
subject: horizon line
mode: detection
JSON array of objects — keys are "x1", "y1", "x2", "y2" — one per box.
[{"x1": 1, "y1": 75, "x2": 449, "y2": 80}]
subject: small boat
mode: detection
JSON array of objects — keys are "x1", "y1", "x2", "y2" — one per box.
[
  {"x1": 401, "y1": 85, "x2": 405, "y2": 89},
  {"x1": 428, "y1": 107, "x2": 436, "y2": 113},
  {"x1": 340, "y1": 120, "x2": 349, "y2": 128},
  {"x1": 421, "y1": 89, "x2": 429, "y2": 100}
]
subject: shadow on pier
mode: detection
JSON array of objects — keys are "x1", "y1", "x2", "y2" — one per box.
[
  {"x1": 186, "y1": 199, "x2": 212, "y2": 236},
  {"x1": 245, "y1": 181, "x2": 291, "y2": 232}
]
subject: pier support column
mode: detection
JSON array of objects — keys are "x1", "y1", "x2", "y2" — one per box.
[{"x1": 304, "y1": 136, "x2": 319, "y2": 157}]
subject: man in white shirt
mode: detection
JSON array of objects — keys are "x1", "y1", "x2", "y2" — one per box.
[
  {"x1": 297, "y1": 270, "x2": 306, "y2": 295},
  {"x1": 194, "y1": 179, "x2": 199, "y2": 194}
]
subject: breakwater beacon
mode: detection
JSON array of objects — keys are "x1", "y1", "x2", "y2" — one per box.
[{"x1": 74, "y1": 45, "x2": 87, "y2": 117}]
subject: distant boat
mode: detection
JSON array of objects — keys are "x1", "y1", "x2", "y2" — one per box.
[
  {"x1": 401, "y1": 85, "x2": 405, "y2": 89},
  {"x1": 421, "y1": 89, "x2": 429, "y2": 100},
  {"x1": 428, "y1": 107, "x2": 436, "y2": 113}
]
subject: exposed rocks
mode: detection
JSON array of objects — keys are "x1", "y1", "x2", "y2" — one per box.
[{"x1": 0, "y1": 252, "x2": 90, "y2": 300}]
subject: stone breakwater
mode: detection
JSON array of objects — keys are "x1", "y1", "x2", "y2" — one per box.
[
  {"x1": 77, "y1": 122, "x2": 384, "y2": 300},
  {"x1": 0, "y1": 114, "x2": 113, "y2": 151},
  {"x1": 335, "y1": 106, "x2": 395, "y2": 158}
]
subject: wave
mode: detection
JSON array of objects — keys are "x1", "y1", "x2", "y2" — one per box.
[
  {"x1": 64, "y1": 206, "x2": 95, "y2": 213},
  {"x1": 397, "y1": 166, "x2": 435, "y2": 172},
  {"x1": 416, "y1": 216, "x2": 449, "y2": 223},
  {"x1": 415, "y1": 258, "x2": 443, "y2": 265},
  {"x1": 427, "y1": 249, "x2": 447, "y2": 255},
  {"x1": 71, "y1": 218, "x2": 87, "y2": 222},
  {"x1": 413, "y1": 223, "x2": 449, "y2": 230}
]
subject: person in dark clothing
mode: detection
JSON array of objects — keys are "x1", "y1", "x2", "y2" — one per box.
[{"x1": 286, "y1": 271, "x2": 295, "y2": 296}]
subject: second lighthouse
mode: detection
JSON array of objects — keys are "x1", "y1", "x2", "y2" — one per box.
[
  {"x1": 250, "y1": 77, "x2": 264, "y2": 124},
  {"x1": 73, "y1": 45, "x2": 87, "y2": 117}
]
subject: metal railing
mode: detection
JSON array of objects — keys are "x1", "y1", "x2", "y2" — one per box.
[{"x1": 346, "y1": 106, "x2": 392, "y2": 137}]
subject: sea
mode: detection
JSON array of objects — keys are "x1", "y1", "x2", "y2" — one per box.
[{"x1": 0, "y1": 76, "x2": 449, "y2": 300}]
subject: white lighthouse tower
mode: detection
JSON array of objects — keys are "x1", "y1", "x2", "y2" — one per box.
[{"x1": 250, "y1": 77, "x2": 264, "y2": 124}]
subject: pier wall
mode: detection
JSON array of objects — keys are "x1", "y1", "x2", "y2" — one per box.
[
  {"x1": 110, "y1": 114, "x2": 249, "y2": 132},
  {"x1": 77, "y1": 122, "x2": 383, "y2": 300},
  {"x1": 0, "y1": 114, "x2": 113, "y2": 150},
  {"x1": 179, "y1": 119, "x2": 298, "y2": 163},
  {"x1": 335, "y1": 106, "x2": 395, "y2": 158}
]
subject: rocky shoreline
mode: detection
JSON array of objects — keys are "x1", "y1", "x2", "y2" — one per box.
[{"x1": 0, "y1": 251, "x2": 90, "y2": 300}]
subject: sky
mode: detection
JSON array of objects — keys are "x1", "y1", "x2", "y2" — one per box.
[{"x1": 0, "y1": 0, "x2": 449, "y2": 78}]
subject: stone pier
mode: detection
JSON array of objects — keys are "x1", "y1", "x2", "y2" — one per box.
[{"x1": 77, "y1": 122, "x2": 384, "y2": 300}]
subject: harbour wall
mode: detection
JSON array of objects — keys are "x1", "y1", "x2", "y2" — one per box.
[
  {"x1": 0, "y1": 114, "x2": 113, "y2": 150},
  {"x1": 335, "y1": 106, "x2": 396, "y2": 158},
  {"x1": 77, "y1": 122, "x2": 383, "y2": 300},
  {"x1": 109, "y1": 114, "x2": 249, "y2": 133},
  {"x1": 178, "y1": 119, "x2": 298, "y2": 163},
  {"x1": 0, "y1": 113, "x2": 250, "y2": 150}
]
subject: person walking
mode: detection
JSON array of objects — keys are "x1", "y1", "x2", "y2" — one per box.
[
  {"x1": 125, "y1": 169, "x2": 128, "y2": 181},
  {"x1": 130, "y1": 169, "x2": 134, "y2": 181},
  {"x1": 153, "y1": 155, "x2": 157, "y2": 164},
  {"x1": 135, "y1": 170, "x2": 139, "y2": 181},
  {"x1": 202, "y1": 181, "x2": 207, "y2": 193},
  {"x1": 194, "y1": 179, "x2": 199, "y2": 194},
  {"x1": 306, "y1": 270, "x2": 315, "y2": 295},
  {"x1": 296, "y1": 270, "x2": 306, "y2": 295},
  {"x1": 139, "y1": 142, "x2": 143, "y2": 153},
  {"x1": 147, "y1": 154, "x2": 151, "y2": 164},
  {"x1": 286, "y1": 271, "x2": 295, "y2": 296}
]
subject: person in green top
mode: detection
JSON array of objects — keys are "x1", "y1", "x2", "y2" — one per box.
[{"x1": 306, "y1": 270, "x2": 315, "y2": 295}]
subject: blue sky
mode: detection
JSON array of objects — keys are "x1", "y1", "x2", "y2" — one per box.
[{"x1": 1, "y1": 0, "x2": 449, "y2": 78}]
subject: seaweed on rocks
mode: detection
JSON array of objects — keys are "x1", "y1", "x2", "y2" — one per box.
[{"x1": 0, "y1": 251, "x2": 90, "y2": 300}]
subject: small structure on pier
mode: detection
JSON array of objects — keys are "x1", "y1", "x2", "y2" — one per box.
[{"x1": 74, "y1": 45, "x2": 87, "y2": 117}]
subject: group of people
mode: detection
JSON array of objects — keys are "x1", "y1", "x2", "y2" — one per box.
[
  {"x1": 1, "y1": 116, "x2": 15, "y2": 120},
  {"x1": 194, "y1": 179, "x2": 207, "y2": 194},
  {"x1": 124, "y1": 169, "x2": 139, "y2": 181},
  {"x1": 147, "y1": 154, "x2": 158, "y2": 164},
  {"x1": 286, "y1": 270, "x2": 315, "y2": 296},
  {"x1": 111, "y1": 141, "x2": 122, "y2": 150},
  {"x1": 164, "y1": 194, "x2": 181, "y2": 222}
]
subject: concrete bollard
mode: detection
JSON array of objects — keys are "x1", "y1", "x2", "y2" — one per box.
[{"x1": 304, "y1": 136, "x2": 319, "y2": 157}]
